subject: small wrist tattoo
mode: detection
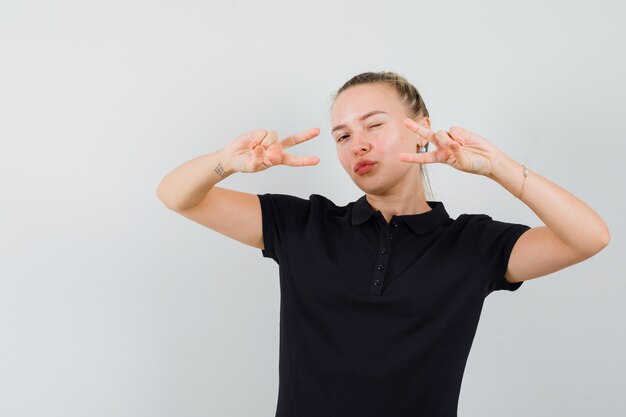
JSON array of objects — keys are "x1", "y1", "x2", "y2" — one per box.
[{"x1": 215, "y1": 163, "x2": 226, "y2": 178}]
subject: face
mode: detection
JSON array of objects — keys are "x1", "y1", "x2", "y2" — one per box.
[{"x1": 331, "y1": 83, "x2": 429, "y2": 195}]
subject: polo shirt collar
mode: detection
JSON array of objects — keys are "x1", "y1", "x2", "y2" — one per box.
[{"x1": 351, "y1": 195, "x2": 451, "y2": 234}]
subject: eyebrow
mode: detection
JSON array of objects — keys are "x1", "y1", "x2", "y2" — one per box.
[{"x1": 331, "y1": 110, "x2": 388, "y2": 134}]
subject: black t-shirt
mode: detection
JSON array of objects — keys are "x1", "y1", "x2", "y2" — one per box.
[{"x1": 258, "y1": 193, "x2": 530, "y2": 417}]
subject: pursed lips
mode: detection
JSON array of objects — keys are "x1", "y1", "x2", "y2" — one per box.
[{"x1": 354, "y1": 160, "x2": 377, "y2": 173}]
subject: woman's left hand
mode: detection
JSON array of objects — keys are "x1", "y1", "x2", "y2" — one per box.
[{"x1": 399, "y1": 118, "x2": 503, "y2": 176}]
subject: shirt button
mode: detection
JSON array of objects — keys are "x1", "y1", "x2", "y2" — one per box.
[
  {"x1": 377, "y1": 264, "x2": 385, "y2": 271},
  {"x1": 373, "y1": 279, "x2": 381, "y2": 286},
  {"x1": 392, "y1": 221, "x2": 399, "y2": 227},
  {"x1": 380, "y1": 247, "x2": 388, "y2": 254}
]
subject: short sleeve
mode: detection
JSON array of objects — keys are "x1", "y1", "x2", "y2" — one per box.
[
  {"x1": 471, "y1": 214, "x2": 531, "y2": 294},
  {"x1": 257, "y1": 193, "x2": 311, "y2": 264}
]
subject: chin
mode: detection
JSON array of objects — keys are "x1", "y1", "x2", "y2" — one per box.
[{"x1": 351, "y1": 178, "x2": 387, "y2": 195}]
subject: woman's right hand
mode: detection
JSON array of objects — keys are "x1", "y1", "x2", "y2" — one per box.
[{"x1": 225, "y1": 128, "x2": 321, "y2": 173}]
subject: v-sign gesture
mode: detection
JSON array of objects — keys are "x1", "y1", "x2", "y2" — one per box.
[
  {"x1": 399, "y1": 118, "x2": 500, "y2": 177},
  {"x1": 226, "y1": 128, "x2": 321, "y2": 174}
]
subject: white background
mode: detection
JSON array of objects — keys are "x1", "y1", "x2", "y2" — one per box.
[{"x1": 1, "y1": 0, "x2": 624, "y2": 416}]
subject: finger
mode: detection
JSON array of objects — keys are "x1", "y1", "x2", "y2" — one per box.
[
  {"x1": 448, "y1": 126, "x2": 484, "y2": 145},
  {"x1": 398, "y1": 152, "x2": 439, "y2": 165},
  {"x1": 281, "y1": 153, "x2": 320, "y2": 167},
  {"x1": 403, "y1": 118, "x2": 434, "y2": 141},
  {"x1": 280, "y1": 127, "x2": 320, "y2": 149},
  {"x1": 449, "y1": 126, "x2": 493, "y2": 148},
  {"x1": 432, "y1": 130, "x2": 454, "y2": 148},
  {"x1": 244, "y1": 141, "x2": 266, "y2": 171},
  {"x1": 447, "y1": 141, "x2": 476, "y2": 171},
  {"x1": 448, "y1": 141, "x2": 465, "y2": 164},
  {"x1": 249, "y1": 129, "x2": 269, "y2": 149},
  {"x1": 259, "y1": 130, "x2": 279, "y2": 148},
  {"x1": 447, "y1": 127, "x2": 465, "y2": 145}
]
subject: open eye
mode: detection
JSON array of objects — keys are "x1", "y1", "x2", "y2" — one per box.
[{"x1": 337, "y1": 134, "x2": 349, "y2": 142}]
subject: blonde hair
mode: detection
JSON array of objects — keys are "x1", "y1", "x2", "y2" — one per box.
[{"x1": 330, "y1": 71, "x2": 434, "y2": 200}]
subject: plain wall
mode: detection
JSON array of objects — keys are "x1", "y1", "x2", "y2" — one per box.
[{"x1": 1, "y1": 0, "x2": 624, "y2": 415}]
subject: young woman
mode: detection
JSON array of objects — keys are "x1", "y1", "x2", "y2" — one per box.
[{"x1": 156, "y1": 71, "x2": 610, "y2": 417}]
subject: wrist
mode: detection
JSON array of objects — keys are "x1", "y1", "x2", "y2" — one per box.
[
  {"x1": 215, "y1": 148, "x2": 238, "y2": 176},
  {"x1": 487, "y1": 152, "x2": 518, "y2": 182},
  {"x1": 487, "y1": 153, "x2": 529, "y2": 199}
]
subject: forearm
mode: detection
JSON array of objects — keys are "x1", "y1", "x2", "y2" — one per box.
[
  {"x1": 156, "y1": 148, "x2": 237, "y2": 211},
  {"x1": 488, "y1": 153, "x2": 610, "y2": 256}
]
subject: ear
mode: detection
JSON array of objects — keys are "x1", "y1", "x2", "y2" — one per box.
[{"x1": 413, "y1": 116, "x2": 431, "y2": 130}]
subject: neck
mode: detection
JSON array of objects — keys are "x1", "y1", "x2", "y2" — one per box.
[{"x1": 366, "y1": 184, "x2": 431, "y2": 223}]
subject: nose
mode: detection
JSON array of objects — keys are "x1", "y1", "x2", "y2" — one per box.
[{"x1": 351, "y1": 132, "x2": 371, "y2": 155}]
